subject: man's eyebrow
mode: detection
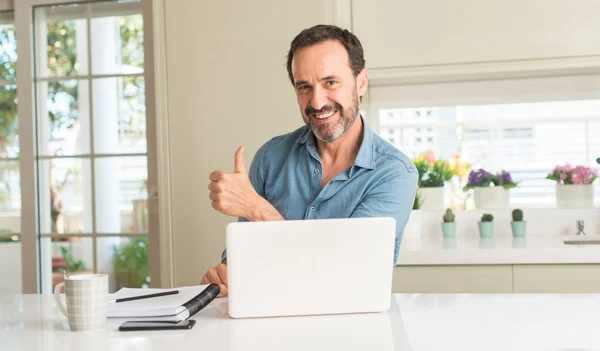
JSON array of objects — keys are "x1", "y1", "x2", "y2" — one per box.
[
  {"x1": 294, "y1": 75, "x2": 341, "y2": 87},
  {"x1": 320, "y1": 75, "x2": 340, "y2": 81},
  {"x1": 294, "y1": 80, "x2": 310, "y2": 88}
]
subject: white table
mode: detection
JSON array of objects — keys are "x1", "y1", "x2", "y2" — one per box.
[{"x1": 1, "y1": 293, "x2": 598, "y2": 350}]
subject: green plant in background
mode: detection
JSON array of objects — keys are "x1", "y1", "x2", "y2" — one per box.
[
  {"x1": 512, "y1": 209, "x2": 523, "y2": 222},
  {"x1": 0, "y1": 235, "x2": 18, "y2": 243},
  {"x1": 442, "y1": 208, "x2": 455, "y2": 223},
  {"x1": 481, "y1": 213, "x2": 494, "y2": 222},
  {"x1": 60, "y1": 246, "x2": 86, "y2": 272},
  {"x1": 113, "y1": 237, "x2": 149, "y2": 289},
  {"x1": 412, "y1": 191, "x2": 421, "y2": 210},
  {"x1": 413, "y1": 151, "x2": 455, "y2": 187}
]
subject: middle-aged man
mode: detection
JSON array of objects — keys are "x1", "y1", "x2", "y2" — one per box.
[{"x1": 201, "y1": 24, "x2": 417, "y2": 297}]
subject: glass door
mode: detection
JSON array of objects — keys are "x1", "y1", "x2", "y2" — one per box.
[{"x1": 13, "y1": 0, "x2": 160, "y2": 293}]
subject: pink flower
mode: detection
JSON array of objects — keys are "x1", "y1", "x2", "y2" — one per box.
[
  {"x1": 425, "y1": 150, "x2": 436, "y2": 165},
  {"x1": 549, "y1": 163, "x2": 598, "y2": 185},
  {"x1": 583, "y1": 175, "x2": 591, "y2": 184},
  {"x1": 556, "y1": 164, "x2": 573, "y2": 173}
]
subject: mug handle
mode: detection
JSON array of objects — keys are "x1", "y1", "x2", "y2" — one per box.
[{"x1": 53, "y1": 282, "x2": 68, "y2": 318}]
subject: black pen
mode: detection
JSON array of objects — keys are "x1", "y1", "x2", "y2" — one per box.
[{"x1": 109, "y1": 290, "x2": 181, "y2": 303}]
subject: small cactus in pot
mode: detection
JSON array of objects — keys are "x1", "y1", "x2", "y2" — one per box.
[
  {"x1": 511, "y1": 209, "x2": 527, "y2": 237},
  {"x1": 478, "y1": 213, "x2": 494, "y2": 237},
  {"x1": 441, "y1": 208, "x2": 457, "y2": 238},
  {"x1": 512, "y1": 209, "x2": 523, "y2": 222}
]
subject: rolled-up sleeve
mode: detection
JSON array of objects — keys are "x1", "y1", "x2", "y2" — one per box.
[{"x1": 350, "y1": 169, "x2": 418, "y2": 265}]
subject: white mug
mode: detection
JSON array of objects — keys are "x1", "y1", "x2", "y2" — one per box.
[{"x1": 53, "y1": 274, "x2": 109, "y2": 331}]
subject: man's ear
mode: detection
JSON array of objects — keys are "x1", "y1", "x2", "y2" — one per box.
[{"x1": 356, "y1": 68, "x2": 368, "y2": 98}]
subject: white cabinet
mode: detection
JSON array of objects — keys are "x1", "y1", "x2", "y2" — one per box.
[
  {"x1": 351, "y1": 0, "x2": 600, "y2": 70},
  {"x1": 513, "y1": 265, "x2": 600, "y2": 293},
  {"x1": 395, "y1": 264, "x2": 600, "y2": 293},
  {"x1": 393, "y1": 265, "x2": 513, "y2": 293}
]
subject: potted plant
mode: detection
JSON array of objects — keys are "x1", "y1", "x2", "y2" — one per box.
[
  {"x1": 52, "y1": 246, "x2": 88, "y2": 290},
  {"x1": 547, "y1": 164, "x2": 597, "y2": 208},
  {"x1": 464, "y1": 169, "x2": 518, "y2": 209},
  {"x1": 511, "y1": 209, "x2": 527, "y2": 237},
  {"x1": 113, "y1": 237, "x2": 150, "y2": 289},
  {"x1": 441, "y1": 208, "x2": 456, "y2": 238},
  {"x1": 448, "y1": 153, "x2": 470, "y2": 209},
  {"x1": 478, "y1": 213, "x2": 494, "y2": 237},
  {"x1": 413, "y1": 150, "x2": 454, "y2": 211}
]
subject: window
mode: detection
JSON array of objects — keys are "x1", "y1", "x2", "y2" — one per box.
[
  {"x1": 377, "y1": 99, "x2": 600, "y2": 207},
  {"x1": 32, "y1": 1, "x2": 150, "y2": 293},
  {"x1": 0, "y1": 0, "x2": 159, "y2": 294}
]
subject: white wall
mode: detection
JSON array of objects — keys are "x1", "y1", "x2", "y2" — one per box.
[
  {"x1": 163, "y1": 1, "x2": 333, "y2": 286},
  {"x1": 352, "y1": 0, "x2": 600, "y2": 69}
]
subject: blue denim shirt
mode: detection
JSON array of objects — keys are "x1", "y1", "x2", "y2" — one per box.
[{"x1": 222, "y1": 116, "x2": 418, "y2": 265}]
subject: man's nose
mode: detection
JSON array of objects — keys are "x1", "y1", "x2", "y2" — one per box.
[{"x1": 309, "y1": 86, "x2": 327, "y2": 111}]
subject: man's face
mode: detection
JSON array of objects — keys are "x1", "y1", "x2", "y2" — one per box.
[{"x1": 291, "y1": 40, "x2": 368, "y2": 143}]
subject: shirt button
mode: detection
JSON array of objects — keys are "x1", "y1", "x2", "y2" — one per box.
[
  {"x1": 310, "y1": 205, "x2": 316, "y2": 211},
  {"x1": 314, "y1": 168, "x2": 320, "y2": 174}
]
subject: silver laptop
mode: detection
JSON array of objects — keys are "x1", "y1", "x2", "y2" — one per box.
[{"x1": 226, "y1": 217, "x2": 396, "y2": 319}]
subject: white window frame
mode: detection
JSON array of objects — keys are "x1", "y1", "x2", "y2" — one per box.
[{"x1": 13, "y1": 0, "x2": 168, "y2": 293}]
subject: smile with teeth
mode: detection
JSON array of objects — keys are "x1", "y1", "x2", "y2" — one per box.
[{"x1": 313, "y1": 110, "x2": 336, "y2": 119}]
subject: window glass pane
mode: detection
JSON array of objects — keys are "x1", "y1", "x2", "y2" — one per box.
[
  {"x1": 378, "y1": 100, "x2": 600, "y2": 208},
  {"x1": 0, "y1": 84, "x2": 18, "y2": 157},
  {"x1": 95, "y1": 156, "x2": 147, "y2": 233},
  {"x1": 0, "y1": 160, "x2": 20, "y2": 233},
  {"x1": 93, "y1": 76, "x2": 146, "y2": 154},
  {"x1": 38, "y1": 158, "x2": 92, "y2": 234},
  {"x1": 0, "y1": 233, "x2": 20, "y2": 294},
  {"x1": 34, "y1": 5, "x2": 88, "y2": 77},
  {"x1": 36, "y1": 80, "x2": 90, "y2": 156},
  {"x1": 40, "y1": 237, "x2": 94, "y2": 293},
  {"x1": 0, "y1": 22, "x2": 18, "y2": 157},
  {"x1": 98, "y1": 236, "x2": 149, "y2": 292},
  {"x1": 90, "y1": 2, "x2": 144, "y2": 75},
  {"x1": 0, "y1": 23, "x2": 17, "y2": 81}
]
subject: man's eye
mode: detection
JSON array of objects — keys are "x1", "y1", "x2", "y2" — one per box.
[
  {"x1": 326, "y1": 80, "x2": 337, "y2": 87},
  {"x1": 297, "y1": 85, "x2": 310, "y2": 92}
]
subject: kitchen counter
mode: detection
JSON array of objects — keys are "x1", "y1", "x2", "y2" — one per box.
[
  {"x1": 2, "y1": 293, "x2": 599, "y2": 350},
  {"x1": 397, "y1": 235, "x2": 600, "y2": 265}
]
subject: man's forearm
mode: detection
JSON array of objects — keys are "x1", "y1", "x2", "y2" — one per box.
[{"x1": 247, "y1": 196, "x2": 284, "y2": 221}]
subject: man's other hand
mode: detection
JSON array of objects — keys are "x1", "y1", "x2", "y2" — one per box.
[
  {"x1": 209, "y1": 146, "x2": 260, "y2": 218},
  {"x1": 200, "y1": 263, "x2": 228, "y2": 297}
]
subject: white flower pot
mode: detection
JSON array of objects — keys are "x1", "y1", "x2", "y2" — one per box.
[
  {"x1": 417, "y1": 187, "x2": 444, "y2": 211},
  {"x1": 473, "y1": 187, "x2": 509, "y2": 209},
  {"x1": 402, "y1": 210, "x2": 422, "y2": 238},
  {"x1": 555, "y1": 184, "x2": 594, "y2": 209}
]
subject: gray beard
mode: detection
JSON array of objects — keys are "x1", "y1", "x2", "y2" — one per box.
[{"x1": 309, "y1": 92, "x2": 359, "y2": 143}]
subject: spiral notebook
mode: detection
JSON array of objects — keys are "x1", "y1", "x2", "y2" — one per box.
[{"x1": 107, "y1": 284, "x2": 219, "y2": 322}]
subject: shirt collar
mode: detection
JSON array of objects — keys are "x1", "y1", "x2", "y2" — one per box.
[
  {"x1": 297, "y1": 114, "x2": 376, "y2": 170},
  {"x1": 353, "y1": 115, "x2": 376, "y2": 170}
]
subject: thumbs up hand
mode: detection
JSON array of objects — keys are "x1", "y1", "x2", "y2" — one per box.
[
  {"x1": 233, "y1": 145, "x2": 246, "y2": 174},
  {"x1": 209, "y1": 146, "x2": 260, "y2": 219}
]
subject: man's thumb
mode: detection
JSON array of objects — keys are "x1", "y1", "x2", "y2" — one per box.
[{"x1": 234, "y1": 146, "x2": 246, "y2": 173}]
